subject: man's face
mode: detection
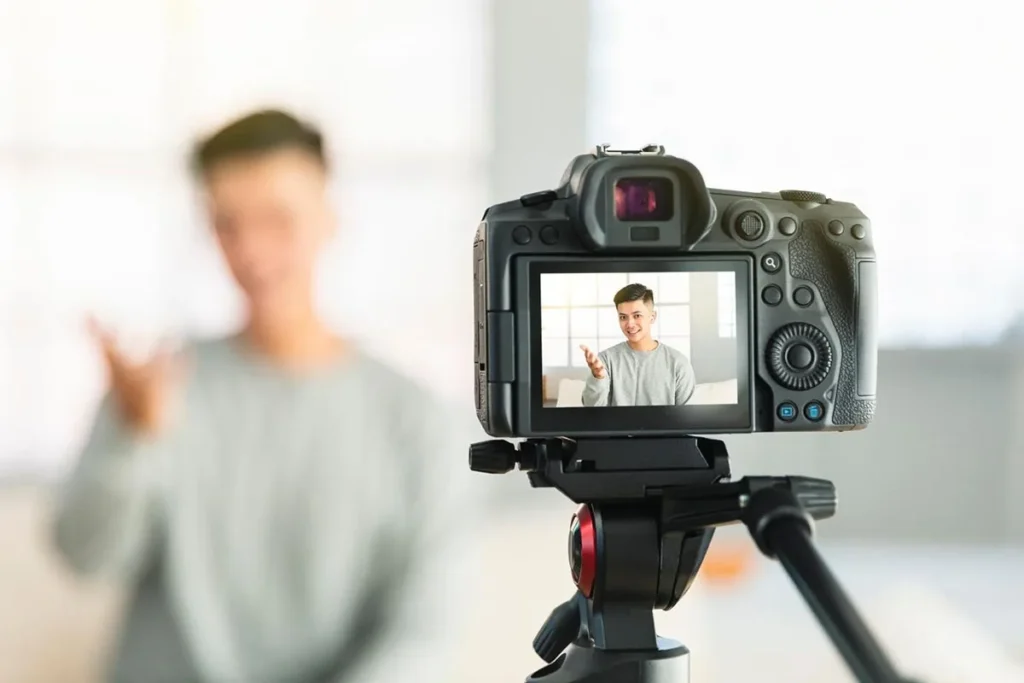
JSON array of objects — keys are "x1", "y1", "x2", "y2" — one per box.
[
  {"x1": 203, "y1": 148, "x2": 334, "y2": 314},
  {"x1": 616, "y1": 299, "x2": 656, "y2": 343}
]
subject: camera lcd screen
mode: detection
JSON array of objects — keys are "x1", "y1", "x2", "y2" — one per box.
[
  {"x1": 614, "y1": 177, "x2": 674, "y2": 221},
  {"x1": 526, "y1": 259, "x2": 753, "y2": 435}
]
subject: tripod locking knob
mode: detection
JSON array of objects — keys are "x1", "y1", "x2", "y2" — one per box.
[
  {"x1": 468, "y1": 440, "x2": 518, "y2": 474},
  {"x1": 789, "y1": 476, "x2": 838, "y2": 520},
  {"x1": 532, "y1": 595, "x2": 582, "y2": 664}
]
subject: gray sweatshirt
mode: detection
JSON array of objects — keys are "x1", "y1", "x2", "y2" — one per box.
[
  {"x1": 53, "y1": 336, "x2": 478, "y2": 683},
  {"x1": 581, "y1": 341, "x2": 696, "y2": 407}
]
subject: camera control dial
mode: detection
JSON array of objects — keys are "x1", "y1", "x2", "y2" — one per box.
[
  {"x1": 767, "y1": 323, "x2": 834, "y2": 391},
  {"x1": 779, "y1": 189, "x2": 829, "y2": 204}
]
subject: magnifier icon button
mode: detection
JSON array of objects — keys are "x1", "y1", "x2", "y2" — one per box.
[{"x1": 761, "y1": 252, "x2": 782, "y2": 274}]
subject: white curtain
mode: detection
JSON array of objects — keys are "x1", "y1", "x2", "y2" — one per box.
[
  {"x1": 588, "y1": 0, "x2": 1024, "y2": 347},
  {"x1": 0, "y1": 0, "x2": 488, "y2": 473}
]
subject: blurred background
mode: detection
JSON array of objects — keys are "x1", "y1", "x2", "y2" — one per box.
[{"x1": 1, "y1": 0, "x2": 1023, "y2": 681}]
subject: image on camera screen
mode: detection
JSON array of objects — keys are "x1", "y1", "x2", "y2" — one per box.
[{"x1": 540, "y1": 271, "x2": 740, "y2": 408}]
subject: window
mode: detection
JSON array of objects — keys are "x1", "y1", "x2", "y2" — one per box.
[
  {"x1": 717, "y1": 272, "x2": 737, "y2": 339},
  {"x1": 588, "y1": 0, "x2": 1024, "y2": 346},
  {"x1": 0, "y1": 0, "x2": 487, "y2": 474},
  {"x1": 541, "y1": 272, "x2": 692, "y2": 366}
]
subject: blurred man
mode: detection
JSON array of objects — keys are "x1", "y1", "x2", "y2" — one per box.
[
  {"x1": 580, "y1": 283, "x2": 695, "y2": 407},
  {"x1": 53, "y1": 110, "x2": 475, "y2": 683}
]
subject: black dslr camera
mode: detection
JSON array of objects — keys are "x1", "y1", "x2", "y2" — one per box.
[
  {"x1": 469, "y1": 147, "x2": 907, "y2": 683},
  {"x1": 474, "y1": 144, "x2": 877, "y2": 439}
]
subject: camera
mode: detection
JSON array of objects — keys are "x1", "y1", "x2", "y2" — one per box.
[{"x1": 473, "y1": 144, "x2": 877, "y2": 438}]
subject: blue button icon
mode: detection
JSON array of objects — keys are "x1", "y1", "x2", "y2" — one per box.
[
  {"x1": 804, "y1": 401, "x2": 824, "y2": 422},
  {"x1": 777, "y1": 402, "x2": 797, "y2": 422}
]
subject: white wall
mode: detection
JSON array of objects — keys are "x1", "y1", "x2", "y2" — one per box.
[
  {"x1": 588, "y1": 0, "x2": 1024, "y2": 347},
  {"x1": 0, "y1": 0, "x2": 489, "y2": 474}
]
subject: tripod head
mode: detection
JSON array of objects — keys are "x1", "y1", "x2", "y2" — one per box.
[{"x1": 470, "y1": 436, "x2": 919, "y2": 683}]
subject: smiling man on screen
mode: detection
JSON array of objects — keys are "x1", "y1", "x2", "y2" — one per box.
[{"x1": 580, "y1": 283, "x2": 696, "y2": 407}]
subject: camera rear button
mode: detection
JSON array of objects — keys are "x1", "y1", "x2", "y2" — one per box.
[
  {"x1": 539, "y1": 225, "x2": 560, "y2": 245},
  {"x1": 762, "y1": 285, "x2": 783, "y2": 306},
  {"x1": 777, "y1": 402, "x2": 798, "y2": 422},
  {"x1": 512, "y1": 225, "x2": 532, "y2": 245},
  {"x1": 785, "y1": 343, "x2": 814, "y2": 370},
  {"x1": 804, "y1": 401, "x2": 825, "y2": 422},
  {"x1": 778, "y1": 217, "x2": 797, "y2": 236},
  {"x1": 761, "y1": 252, "x2": 782, "y2": 273},
  {"x1": 793, "y1": 286, "x2": 814, "y2": 307}
]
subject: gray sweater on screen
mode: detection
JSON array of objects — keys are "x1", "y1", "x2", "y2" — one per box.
[
  {"x1": 581, "y1": 341, "x2": 696, "y2": 407},
  {"x1": 53, "y1": 336, "x2": 478, "y2": 683}
]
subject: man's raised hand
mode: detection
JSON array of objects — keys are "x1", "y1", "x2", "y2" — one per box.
[
  {"x1": 87, "y1": 318, "x2": 185, "y2": 438},
  {"x1": 579, "y1": 344, "x2": 607, "y2": 379}
]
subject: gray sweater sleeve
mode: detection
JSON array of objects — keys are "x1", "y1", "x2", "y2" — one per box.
[
  {"x1": 581, "y1": 351, "x2": 612, "y2": 407},
  {"x1": 674, "y1": 355, "x2": 696, "y2": 405},
  {"x1": 52, "y1": 393, "x2": 166, "y2": 581}
]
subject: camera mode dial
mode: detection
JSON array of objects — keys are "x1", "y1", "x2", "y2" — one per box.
[
  {"x1": 779, "y1": 189, "x2": 829, "y2": 204},
  {"x1": 767, "y1": 323, "x2": 834, "y2": 391}
]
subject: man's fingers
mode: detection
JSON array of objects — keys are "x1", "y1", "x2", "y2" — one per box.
[
  {"x1": 147, "y1": 348, "x2": 171, "y2": 373},
  {"x1": 86, "y1": 316, "x2": 114, "y2": 350},
  {"x1": 162, "y1": 350, "x2": 191, "y2": 383},
  {"x1": 150, "y1": 338, "x2": 180, "y2": 368},
  {"x1": 580, "y1": 344, "x2": 607, "y2": 373},
  {"x1": 144, "y1": 347, "x2": 182, "y2": 382},
  {"x1": 86, "y1": 317, "x2": 128, "y2": 372},
  {"x1": 85, "y1": 315, "x2": 103, "y2": 340}
]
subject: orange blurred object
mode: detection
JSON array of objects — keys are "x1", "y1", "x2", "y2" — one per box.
[{"x1": 699, "y1": 543, "x2": 755, "y2": 584}]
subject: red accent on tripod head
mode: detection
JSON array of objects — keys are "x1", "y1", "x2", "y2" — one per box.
[{"x1": 569, "y1": 504, "x2": 596, "y2": 598}]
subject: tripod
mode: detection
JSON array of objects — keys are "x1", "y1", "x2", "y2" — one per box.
[{"x1": 469, "y1": 436, "x2": 921, "y2": 683}]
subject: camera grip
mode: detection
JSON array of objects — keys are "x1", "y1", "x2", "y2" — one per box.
[{"x1": 787, "y1": 222, "x2": 876, "y2": 427}]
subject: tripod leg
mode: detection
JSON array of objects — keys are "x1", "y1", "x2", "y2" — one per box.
[{"x1": 744, "y1": 485, "x2": 905, "y2": 683}]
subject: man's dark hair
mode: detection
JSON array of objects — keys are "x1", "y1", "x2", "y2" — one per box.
[
  {"x1": 613, "y1": 283, "x2": 654, "y2": 307},
  {"x1": 190, "y1": 109, "x2": 327, "y2": 177}
]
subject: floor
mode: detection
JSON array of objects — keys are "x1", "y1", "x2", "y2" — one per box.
[{"x1": 3, "y1": 489, "x2": 1023, "y2": 683}]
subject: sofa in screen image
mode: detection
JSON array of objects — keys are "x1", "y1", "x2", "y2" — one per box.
[{"x1": 542, "y1": 370, "x2": 738, "y2": 407}]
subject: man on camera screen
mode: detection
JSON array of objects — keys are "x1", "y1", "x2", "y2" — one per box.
[{"x1": 580, "y1": 284, "x2": 696, "y2": 407}]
